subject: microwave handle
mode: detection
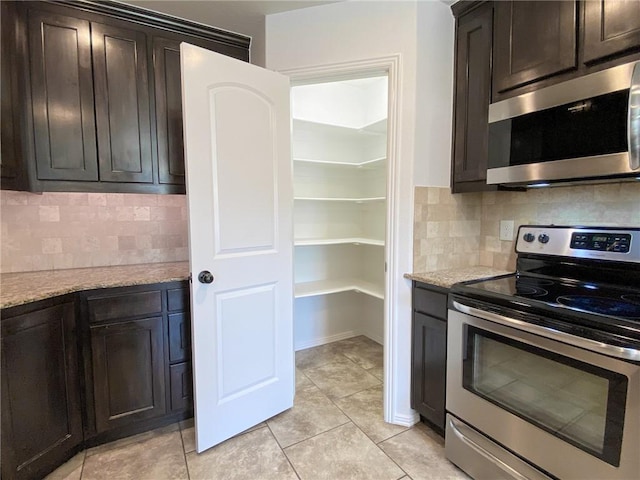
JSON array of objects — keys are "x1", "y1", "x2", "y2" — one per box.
[{"x1": 630, "y1": 62, "x2": 640, "y2": 170}]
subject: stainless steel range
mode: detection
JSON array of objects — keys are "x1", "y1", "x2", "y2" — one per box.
[{"x1": 446, "y1": 225, "x2": 640, "y2": 480}]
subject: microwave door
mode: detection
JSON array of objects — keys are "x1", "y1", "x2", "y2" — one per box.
[
  {"x1": 629, "y1": 62, "x2": 640, "y2": 171},
  {"x1": 487, "y1": 60, "x2": 640, "y2": 186}
]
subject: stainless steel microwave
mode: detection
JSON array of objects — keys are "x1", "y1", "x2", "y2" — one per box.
[{"x1": 487, "y1": 61, "x2": 640, "y2": 187}]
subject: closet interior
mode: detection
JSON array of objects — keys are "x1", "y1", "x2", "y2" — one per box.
[{"x1": 291, "y1": 75, "x2": 388, "y2": 352}]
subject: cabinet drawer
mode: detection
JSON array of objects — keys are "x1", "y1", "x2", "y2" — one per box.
[
  {"x1": 413, "y1": 287, "x2": 447, "y2": 320},
  {"x1": 170, "y1": 362, "x2": 193, "y2": 412},
  {"x1": 167, "y1": 287, "x2": 189, "y2": 312},
  {"x1": 87, "y1": 290, "x2": 162, "y2": 323}
]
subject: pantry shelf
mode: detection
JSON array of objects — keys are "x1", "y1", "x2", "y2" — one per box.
[
  {"x1": 294, "y1": 237, "x2": 384, "y2": 247},
  {"x1": 294, "y1": 278, "x2": 384, "y2": 300}
]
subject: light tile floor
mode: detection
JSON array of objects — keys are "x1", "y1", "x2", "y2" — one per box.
[{"x1": 46, "y1": 336, "x2": 469, "y2": 480}]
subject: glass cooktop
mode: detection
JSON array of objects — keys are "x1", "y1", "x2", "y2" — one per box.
[{"x1": 460, "y1": 274, "x2": 640, "y2": 321}]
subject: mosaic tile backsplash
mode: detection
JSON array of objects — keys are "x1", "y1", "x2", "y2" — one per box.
[
  {"x1": 1, "y1": 191, "x2": 188, "y2": 273},
  {"x1": 414, "y1": 183, "x2": 640, "y2": 273}
]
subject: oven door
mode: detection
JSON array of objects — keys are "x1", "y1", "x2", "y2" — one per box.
[{"x1": 446, "y1": 304, "x2": 640, "y2": 480}]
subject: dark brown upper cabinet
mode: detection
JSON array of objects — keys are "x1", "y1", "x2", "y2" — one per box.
[
  {"x1": 28, "y1": 8, "x2": 99, "y2": 182},
  {"x1": 451, "y1": 2, "x2": 495, "y2": 193},
  {"x1": 92, "y1": 23, "x2": 154, "y2": 184},
  {"x1": 583, "y1": 0, "x2": 640, "y2": 64},
  {"x1": 493, "y1": 1, "x2": 577, "y2": 96},
  {"x1": 0, "y1": 0, "x2": 250, "y2": 195},
  {"x1": 153, "y1": 37, "x2": 186, "y2": 186},
  {"x1": 1, "y1": 2, "x2": 25, "y2": 190}
]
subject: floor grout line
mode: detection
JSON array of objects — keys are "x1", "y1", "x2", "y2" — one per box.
[
  {"x1": 265, "y1": 421, "x2": 302, "y2": 480},
  {"x1": 178, "y1": 421, "x2": 191, "y2": 480}
]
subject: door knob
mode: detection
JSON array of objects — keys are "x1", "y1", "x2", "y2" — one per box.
[{"x1": 198, "y1": 270, "x2": 214, "y2": 284}]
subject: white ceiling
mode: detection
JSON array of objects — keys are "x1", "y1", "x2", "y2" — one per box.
[{"x1": 122, "y1": 1, "x2": 339, "y2": 37}]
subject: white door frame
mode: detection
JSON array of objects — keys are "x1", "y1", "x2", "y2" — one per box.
[{"x1": 280, "y1": 55, "x2": 417, "y2": 427}]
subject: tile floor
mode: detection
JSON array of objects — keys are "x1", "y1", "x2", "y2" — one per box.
[{"x1": 46, "y1": 336, "x2": 469, "y2": 480}]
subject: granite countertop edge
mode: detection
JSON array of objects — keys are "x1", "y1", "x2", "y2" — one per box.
[
  {"x1": 404, "y1": 266, "x2": 513, "y2": 289},
  {"x1": 1, "y1": 261, "x2": 190, "y2": 309}
]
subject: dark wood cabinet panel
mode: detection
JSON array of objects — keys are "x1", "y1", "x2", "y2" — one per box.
[
  {"x1": 92, "y1": 22, "x2": 153, "y2": 184},
  {"x1": 451, "y1": 2, "x2": 495, "y2": 193},
  {"x1": 153, "y1": 36, "x2": 185, "y2": 186},
  {"x1": 1, "y1": 0, "x2": 249, "y2": 195},
  {"x1": 1, "y1": 1, "x2": 25, "y2": 190},
  {"x1": 412, "y1": 312, "x2": 447, "y2": 432},
  {"x1": 168, "y1": 312, "x2": 191, "y2": 363},
  {"x1": 167, "y1": 286, "x2": 189, "y2": 312},
  {"x1": 411, "y1": 282, "x2": 448, "y2": 433},
  {"x1": 87, "y1": 289, "x2": 162, "y2": 323},
  {"x1": 170, "y1": 362, "x2": 193, "y2": 412},
  {"x1": 493, "y1": 1, "x2": 577, "y2": 95},
  {"x1": 28, "y1": 7, "x2": 99, "y2": 182},
  {"x1": 1, "y1": 299, "x2": 82, "y2": 480},
  {"x1": 583, "y1": 0, "x2": 640, "y2": 64},
  {"x1": 90, "y1": 316, "x2": 167, "y2": 432}
]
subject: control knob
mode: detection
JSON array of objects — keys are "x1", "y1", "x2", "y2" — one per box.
[
  {"x1": 538, "y1": 234, "x2": 550, "y2": 244},
  {"x1": 523, "y1": 233, "x2": 535, "y2": 243}
]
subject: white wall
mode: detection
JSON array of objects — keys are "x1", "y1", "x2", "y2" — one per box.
[
  {"x1": 415, "y1": 0, "x2": 455, "y2": 187},
  {"x1": 267, "y1": 0, "x2": 454, "y2": 427}
]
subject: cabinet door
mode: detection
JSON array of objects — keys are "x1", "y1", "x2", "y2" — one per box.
[
  {"x1": 170, "y1": 362, "x2": 193, "y2": 412},
  {"x1": 92, "y1": 22, "x2": 153, "y2": 184},
  {"x1": 411, "y1": 312, "x2": 446, "y2": 431},
  {"x1": 1, "y1": 302, "x2": 82, "y2": 480},
  {"x1": 153, "y1": 36, "x2": 185, "y2": 186},
  {"x1": 583, "y1": 0, "x2": 640, "y2": 64},
  {"x1": 452, "y1": 4, "x2": 493, "y2": 191},
  {"x1": 27, "y1": 7, "x2": 99, "y2": 181},
  {"x1": 168, "y1": 312, "x2": 191, "y2": 363},
  {"x1": 493, "y1": 1, "x2": 577, "y2": 94},
  {"x1": 1, "y1": 1, "x2": 23, "y2": 189},
  {"x1": 90, "y1": 316, "x2": 166, "y2": 433}
]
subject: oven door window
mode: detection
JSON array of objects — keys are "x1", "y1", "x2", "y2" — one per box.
[{"x1": 462, "y1": 326, "x2": 627, "y2": 466}]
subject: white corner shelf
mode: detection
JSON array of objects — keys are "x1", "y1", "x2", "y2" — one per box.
[
  {"x1": 294, "y1": 278, "x2": 384, "y2": 300},
  {"x1": 359, "y1": 118, "x2": 387, "y2": 135},
  {"x1": 294, "y1": 237, "x2": 384, "y2": 247},
  {"x1": 293, "y1": 117, "x2": 386, "y2": 135},
  {"x1": 293, "y1": 156, "x2": 386, "y2": 169},
  {"x1": 294, "y1": 196, "x2": 386, "y2": 203}
]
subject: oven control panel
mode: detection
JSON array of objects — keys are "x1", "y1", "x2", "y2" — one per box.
[
  {"x1": 515, "y1": 226, "x2": 640, "y2": 262},
  {"x1": 570, "y1": 232, "x2": 631, "y2": 252}
]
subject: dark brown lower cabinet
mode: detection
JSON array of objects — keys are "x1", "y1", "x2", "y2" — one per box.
[
  {"x1": 81, "y1": 281, "x2": 193, "y2": 444},
  {"x1": 411, "y1": 282, "x2": 449, "y2": 433},
  {"x1": 90, "y1": 316, "x2": 167, "y2": 432},
  {"x1": 1, "y1": 297, "x2": 82, "y2": 480},
  {"x1": 1, "y1": 281, "x2": 193, "y2": 479},
  {"x1": 170, "y1": 362, "x2": 193, "y2": 412}
]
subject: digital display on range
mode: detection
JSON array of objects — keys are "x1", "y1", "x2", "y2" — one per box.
[{"x1": 570, "y1": 233, "x2": 631, "y2": 253}]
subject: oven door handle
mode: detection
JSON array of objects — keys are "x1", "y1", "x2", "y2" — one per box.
[{"x1": 452, "y1": 300, "x2": 640, "y2": 362}]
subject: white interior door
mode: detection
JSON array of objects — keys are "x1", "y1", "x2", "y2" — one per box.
[{"x1": 181, "y1": 43, "x2": 294, "y2": 453}]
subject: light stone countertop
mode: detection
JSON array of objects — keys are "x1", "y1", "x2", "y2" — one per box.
[
  {"x1": 404, "y1": 266, "x2": 513, "y2": 289},
  {"x1": 1, "y1": 261, "x2": 190, "y2": 309}
]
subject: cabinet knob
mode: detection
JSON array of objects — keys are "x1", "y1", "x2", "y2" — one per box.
[{"x1": 198, "y1": 271, "x2": 214, "y2": 284}]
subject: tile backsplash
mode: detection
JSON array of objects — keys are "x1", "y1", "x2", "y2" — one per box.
[
  {"x1": 1, "y1": 191, "x2": 188, "y2": 273},
  {"x1": 414, "y1": 183, "x2": 640, "y2": 273}
]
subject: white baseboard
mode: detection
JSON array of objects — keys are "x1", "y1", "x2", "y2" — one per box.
[
  {"x1": 390, "y1": 411, "x2": 420, "y2": 427},
  {"x1": 362, "y1": 332, "x2": 384, "y2": 345},
  {"x1": 294, "y1": 330, "x2": 357, "y2": 351}
]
